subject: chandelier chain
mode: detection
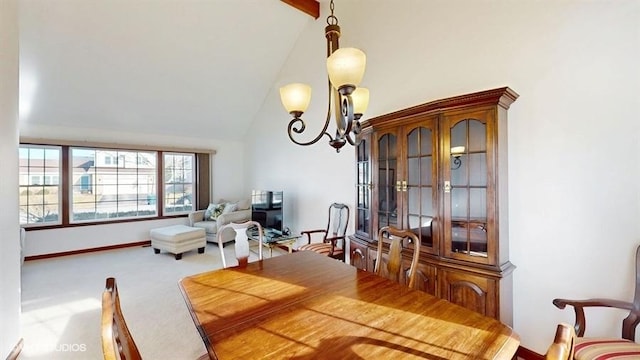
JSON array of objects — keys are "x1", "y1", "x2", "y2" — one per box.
[{"x1": 327, "y1": 0, "x2": 338, "y2": 26}]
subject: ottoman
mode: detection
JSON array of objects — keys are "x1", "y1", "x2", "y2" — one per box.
[{"x1": 150, "y1": 225, "x2": 206, "y2": 260}]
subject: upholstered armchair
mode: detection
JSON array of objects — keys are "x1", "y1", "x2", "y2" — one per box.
[
  {"x1": 188, "y1": 199, "x2": 251, "y2": 245},
  {"x1": 298, "y1": 203, "x2": 349, "y2": 261}
]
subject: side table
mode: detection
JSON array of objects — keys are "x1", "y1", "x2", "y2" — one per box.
[{"x1": 249, "y1": 229, "x2": 300, "y2": 257}]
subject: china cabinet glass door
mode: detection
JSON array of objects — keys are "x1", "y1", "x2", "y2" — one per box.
[
  {"x1": 355, "y1": 135, "x2": 371, "y2": 239},
  {"x1": 376, "y1": 131, "x2": 398, "y2": 232},
  {"x1": 444, "y1": 109, "x2": 494, "y2": 265},
  {"x1": 403, "y1": 119, "x2": 438, "y2": 254}
]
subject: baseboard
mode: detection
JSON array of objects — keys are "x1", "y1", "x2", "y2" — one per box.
[
  {"x1": 516, "y1": 345, "x2": 543, "y2": 360},
  {"x1": 5, "y1": 338, "x2": 23, "y2": 360},
  {"x1": 24, "y1": 240, "x2": 151, "y2": 261}
]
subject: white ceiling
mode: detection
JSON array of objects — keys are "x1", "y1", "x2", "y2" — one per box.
[{"x1": 19, "y1": 0, "x2": 312, "y2": 141}]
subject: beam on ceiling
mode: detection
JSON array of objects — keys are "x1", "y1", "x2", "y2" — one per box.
[{"x1": 281, "y1": 0, "x2": 319, "y2": 19}]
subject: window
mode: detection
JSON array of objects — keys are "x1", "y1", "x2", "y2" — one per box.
[
  {"x1": 19, "y1": 142, "x2": 209, "y2": 228},
  {"x1": 19, "y1": 145, "x2": 62, "y2": 226},
  {"x1": 71, "y1": 148, "x2": 158, "y2": 222},
  {"x1": 163, "y1": 153, "x2": 195, "y2": 214}
]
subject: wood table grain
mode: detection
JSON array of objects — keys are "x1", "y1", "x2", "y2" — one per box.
[{"x1": 179, "y1": 251, "x2": 519, "y2": 359}]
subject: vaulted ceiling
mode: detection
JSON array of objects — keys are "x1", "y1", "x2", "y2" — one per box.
[{"x1": 19, "y1": 0, "x2": 317, "y2": 141}]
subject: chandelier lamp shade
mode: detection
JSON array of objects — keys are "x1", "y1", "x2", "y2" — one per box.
[{"x1": 279, "y1": 0, "x2": 369, "y2": 152}]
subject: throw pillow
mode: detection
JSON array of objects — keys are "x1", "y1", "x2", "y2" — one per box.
[
  {"x1": 204, "y1": 203, "x2": 215, "y2": 219},
  {"x1": 237, "y1": 199, "x2": 251, "y2": 210},
  {"x1": 204, "y1": 203, "x2": 225, "y2": 221},
  {"x1": 222, "y1": 202, "x2": 238, "y2": 214}
]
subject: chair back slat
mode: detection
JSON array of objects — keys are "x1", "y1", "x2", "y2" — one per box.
[
  {"x1": 327, "y1": 203, "x2": 349, "y2": 240},
  {"x1": 218, "y1": 221, "x2": 263, "y2": 268},
  {"x1": 101, "y1": 277, "x2": 142, "y2": 360},
  {"x1": 374, "y1": 226, "x2": 421, "y2": 289}
]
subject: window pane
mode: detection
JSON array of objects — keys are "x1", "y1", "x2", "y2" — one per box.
[
  {"x1": 468, "y1": 119, "x2": 486, "y2": 152},
  {"x1": 163, "y1": 153, "x2": 195, "y2": 214},
  {"x1": 19, "y1": 145, "x2": 61, "y2": 226},
  {"x1": 44, "y1": 148, "x2": 59, "y2": 167},
  {"x1": 71, "y1": 147, "x2": 158, "y2": 222}
]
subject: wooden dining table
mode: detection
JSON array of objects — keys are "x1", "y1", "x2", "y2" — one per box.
[{"x1": 179, "y1": 251, "x2": 519, "y2": 359}]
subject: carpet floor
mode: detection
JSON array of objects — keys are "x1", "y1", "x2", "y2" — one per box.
[{"x1": 20, "y1": 242, "x2": 285, "y2": 360}]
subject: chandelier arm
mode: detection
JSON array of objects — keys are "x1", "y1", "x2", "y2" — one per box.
[
  {"x1": 343, "y1": 130, "x2": 358, "y2": 146},
  {"x1": 334, "y1": 92, "x2": 354, "y2": 140},
  {"x1": 344, "y1": 111, "x2": 363, "y2": 146},
  {"x1": 287, "y1": 117, "x2": 333, "y2": 147},
  {"x1": 344, "y1": 132, "x2": 356, "y2": 146}
]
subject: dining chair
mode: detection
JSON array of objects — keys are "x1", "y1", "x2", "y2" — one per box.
[
  {"x1": 545, "y1": 323, "x2": 575, "y2": 360},
  {"x1": 374, "y1": 226, "x2": 421, "y2": 289},
  {"x1": 217, "y1": 220, "x2": 263, "y2": 268},
  {"x1": 101, "y1": 277, "x2": 142, "y2": 360},
  {"x1": 552, "y1": 244, "x2": 640, "y2": 359},
  {"x1": 101, "y1": 277, "x2": 211, "y2": 360},
  {"x1": 298, "y1": 202, "x2": 349, "y2": 262}
]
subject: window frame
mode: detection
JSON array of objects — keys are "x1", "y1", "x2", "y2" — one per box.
[
  {"x1": 162, "y1": 152, "x2": 196, "y2": 216},
  {"x1": 69, "y1": 147, "x2": 160, "y2": 224},
  {"x1": 19, "y1": 145, "x2": 63, "y2": 227}
]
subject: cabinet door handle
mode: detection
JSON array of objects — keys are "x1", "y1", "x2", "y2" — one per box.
[
  {"x1": 444, "y1": 180, "x2": 451, "y2": 193},
  {"x1": 396, "y1": 181, "x2": 402, "y2": 191},
  {"x1": 402, "y1": 180, "x2": 408, "y2": 192}
]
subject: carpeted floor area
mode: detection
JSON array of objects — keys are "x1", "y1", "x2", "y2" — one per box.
[{"x1": 20, "y1": 242, "x2": 285, "y2": 360}]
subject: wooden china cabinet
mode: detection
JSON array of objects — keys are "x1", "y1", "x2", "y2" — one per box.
[{"x1": 350, "y1": 87, "x2": 518, "y2": 324}]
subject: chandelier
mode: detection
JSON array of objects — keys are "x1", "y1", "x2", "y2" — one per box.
[{"x1": 279, "y1": 0, "x2": 369, "y2": 153}]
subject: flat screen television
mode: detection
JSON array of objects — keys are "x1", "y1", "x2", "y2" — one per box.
[{"x1": 251, "y1": 190, "x2": 283, "y2": 235}]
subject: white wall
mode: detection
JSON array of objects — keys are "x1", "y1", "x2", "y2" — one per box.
[
  {"x1": 19, "y1": 124, "x2": 246, "y2": 256},
  {"x1": 0, "y1": 0, "x2": 22, "y2": 356},
  {"x1": 24, "y1": 218, "x2": 185, "y2": 257},
  {"x1": 245, "y1": 0, "x2": 640, "y2": 353}
]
